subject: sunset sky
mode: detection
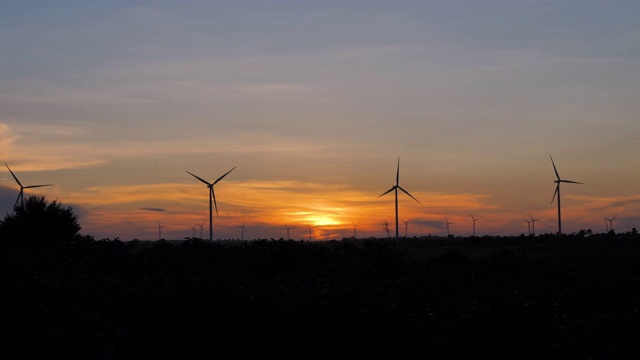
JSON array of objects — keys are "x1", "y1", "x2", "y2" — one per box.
[{"x1": 1, "y1": 0, "x2": 639, "y2": 240}]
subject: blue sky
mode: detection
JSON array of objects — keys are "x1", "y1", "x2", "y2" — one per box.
[{"x1": 1, "y1": 0, "x2": 639, "y2": 240}]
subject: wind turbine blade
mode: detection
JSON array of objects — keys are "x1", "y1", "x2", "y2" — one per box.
[
  {"x1": 186, "y1": 171, "x2": 212, "y2": 186},
  {"x1": 213, "y1": 166, "x2": 236, "y2": 185},
  {"x1": 211, "y1": 188, "x2": 219, "y2": 217},
  {"x1": 24, "y1": 184, "x2": 53, "y2": 189},
  {"x1": 378, "y1": 186, "x2": 396, "y2": 198},
  {"x1": 561, "y1": 180, "x2": 583, "y2": 184},
  {"x1": 549, "y1": 154, "x2": 560, "y2": 180},
  {"x1": 5, "y1": 163, "x2": 23, "y2": 187},
  {"x1": 612, "y1": 215, "x2": 617, "y2": 221},
  {"x1": 398, "y1": 186, "x2": 420, "y2": 203},
  {"x1": 396, "y1": 157, "x2": 400, "y2": 185},
  {"x1": 551, "y1": 184, "x2": 559, "y2": 203}
]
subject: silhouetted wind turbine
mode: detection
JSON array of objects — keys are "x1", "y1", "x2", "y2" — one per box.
[
  {"x1": 352, "y1": 221, "x2": 359, "y2": 239},
  {"x1": 604, "y1": 218, "x2": 609, "y2": 233},
  {"x1": 445, "y1": 218, "x2": 454, "y2": 237},
  {"x1": 523, "y1": 218, "x2": 531, "y2": 235},
  {"x1": 606, "y1": 216, "x2": 616, "y2": 232},
  {"x1": 378, "y1": 158, "x2": 420, "y2": 240},
  {"x1": 285, "y1": 224, "x2": 295, "y2": 240},
  {"x1": 530, "y1": 215, "x2": 539, "y2": 236},
  {"x1": 307, "y1": 225, "x2": 312, "y2": 241},
  {"x1": 5, "y1": 163, "x2": 53, "y2": 210},
  {"x1": 470, "y1": 214, "x2": 480, "y2": 237},
  {"x1": 402, "y1": 218, "x2": 412, "y2": 238},
  {"x1": 191, "y1": 224, "x2": 197, "y2": 238},
  {"x1": 550, "y1": 154, "x2": 583, "y2": 236},
  {"x1": 156, "y1": 222, "x2": 164, "y2": 240},
  {"x1": 186, "y1": 167, "x2": 236, "y2": 242},
  {"x1": 197, "y1": 221, "x2": 205, "y2": 239},
  {"x1": 237, "y1": 222, "x2": 246, "y2": 241},
  {"x1": 383, "y1": 221, "x2": 390, "y2": 238}
]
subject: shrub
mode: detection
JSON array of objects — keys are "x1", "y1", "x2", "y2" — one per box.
[{"x1": 0, "y1": 195, "x2": 81, "y2": 245}]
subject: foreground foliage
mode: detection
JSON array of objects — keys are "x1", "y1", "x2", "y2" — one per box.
[
  {"x1": 0, "y1": 196, "x2": 82, "y2": 246},
  {"x1": 1, "y1": 237, "x2": 640, "y2": 359}
]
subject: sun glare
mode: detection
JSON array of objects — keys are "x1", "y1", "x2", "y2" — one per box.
[{"x1": 306, "y1": 215, "x2": 341, "y2": 227}]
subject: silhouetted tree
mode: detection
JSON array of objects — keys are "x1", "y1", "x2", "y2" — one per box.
[{"x1": 0, "y1": 195, "x2": 81, "y2": 245}]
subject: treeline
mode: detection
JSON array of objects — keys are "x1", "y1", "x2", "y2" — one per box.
[{"x1": 2, "y1": 236, "x2": 640, "y2": 359}]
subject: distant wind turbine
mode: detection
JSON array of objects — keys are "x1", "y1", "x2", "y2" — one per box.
[
  {"x1": 604, "y1": 218, "x2": 609, "y2": 233},
  {"x1": 378, "y1": 157, "x2": 420, "y2": 241},
  {"x1": 186, "y1": 166, "x2": 236, "y2": 242},
  {"x1": 307, "y1": 225, "x2": 312, "y2": 241},
  {"x1": 191, "y1": 224, "x2": 197, "y2": 238},
  {"x1": 352, "y1": 221, "x2": 359, "y2": 239},
  {"x1": 197, "y1": 221, "x2": 205, "y2": 239},
  {"x1": 523, "y1": 218, "x2": 531, "y2": 235},
  {"x1": 285, "y1": 224, "x2": 295, "y2": 240},
  {"x1": 237, "y1": 222, "x2": 246, "y2": 241},
  {"x1": 156, "y1": 222, "x2": 164, "y2": 240},
  {"x1": 402, "y1": 218, "x2": 412, "y2": 238},
  {"x1": 5, "y1": 163, "x2": 53, "y2": 210},
  {"x1": 550, "y1": 154, "x2": 583, "y2": 236},
  {"x1": 470, "y1": 214, "x2": 480, "y2": 237},
  {"x1": 530, "y1": 215, "x2": 539, "y2": 236},
  {"x1": 383, "y1": 221, "x2": 390, "y2": 238},
  {"x1": 445, "y1": 217, "x2": 454, "y2": 237},
  {"x1": 606, "y1": 216, "x2": 616, "y2": 233}
]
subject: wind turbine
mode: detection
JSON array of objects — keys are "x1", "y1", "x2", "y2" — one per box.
[
  {"x1": 5, "y1": 163, "x2": 53, "y2": 210},
  {"x1": 186, "y1": 166, "x2": 236, "y2": 242},
  {"x1": 530, "y1": 215, "x2": 539, "y2": 236},
  {"x1": 237, "y1": 222, "x2": 246, "y2": 241},
  {"x1": 604, "y1": 218, "x2": 609, "y2": 233},
  {"x1": 445, "y1": 218, "x2": 454, "y2": 237},
  {"x1": 550, "y1": 154, "x2": 583, "y2": 236},
  {"x1": 383, "y1": 221, "x2": 390, "y2": 238},
  {"x1": 156, "y1": 222, "x2": 164, "y2": 240},
  {"x1": 191, "y1": 224, "x2": 197, "y2": 238},
  {"x1": 197, "y1": 221, "x2": 205, "y2": 239},
  {"x1": 470, "y1": 214, "x2": 480, "y2": 237},
  {"x1": 307, "y1": 225, "x2": 312, "y2": 241},
  {"x1": 285, "y1": 224, "x2": 295, "y2": 240},
  {"x1": 523, "y1": 218, "x2": 531, "y2": 235},
  {"x1": 402, "y1": 218, "x2": 412, "y2": 238},
  {"x1": 606, "y1": 216, "x2": 616, "y2": 233},
  {"x1": 351, "y1": 221, "x2": 359, "y2": 239},
  {"x1": 378, "y1": 157, "x2": 420, "y2": 240}
]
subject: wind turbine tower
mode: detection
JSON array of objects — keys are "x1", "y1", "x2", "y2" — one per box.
[
  {"x1": 237, "y1": 222, "x2": 246, "y2": 241},
  {"x1": 378, "y1": 157, "x2": 420, "y2": 241},
  {"x1": 352, "y1": 221, "x2": 359, "y2": 239},
  {"x1": 402, "y1": 219, "x2": 412, "y2": 238},
  {"x1": 445, "y1": 218, "x2": 454, "y2": 237},
  {"x1": 523, "y1": 218, "x2": 531, "y2": 235},
  {"x1": 550, "y1": 154, "x2": 583, "y2": 236},
  {"x1": 285, "y1": 224, "x2": 295, "y2": 240},
  {"x1": 530, "y1": 215, "x2": 539, "y2": 236},
  {"x1": 197, "y1": 221, "x2": 205, "y2": 239},
  {"x1": 606, "y1": 216, "x2": 616, "y2": 233},
  {"x1": 470, "y1": 214, "x2": 480, "y2": 237},
  {"x1": 307, "y1": 225, "x2": 312, "y2": 241},
  {"x1": 5, "y1": 163, "x2": 53, "y2": 210},
  {"x1": 156, "y1": 222, "x2": 164, "y2": 240},
  {"x1": 186, "y1": 166, "x2": 236, "y2": 242}
]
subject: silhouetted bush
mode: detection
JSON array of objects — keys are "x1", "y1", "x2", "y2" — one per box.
[{"x1": 0, "y1": 195, "x2": 81, "y2": 246}]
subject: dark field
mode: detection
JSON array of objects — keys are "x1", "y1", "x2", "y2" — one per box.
[{"x1": 2, "y1": 234, "x2": 640, "y2": 359}]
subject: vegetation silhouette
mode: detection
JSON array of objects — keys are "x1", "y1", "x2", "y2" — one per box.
[
  {"x1": 0, "y1": 195, "x2": 81, "y2": 246},
  {"x1": 3, "y1": 228, "x2": 640, "y2": 358}
]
